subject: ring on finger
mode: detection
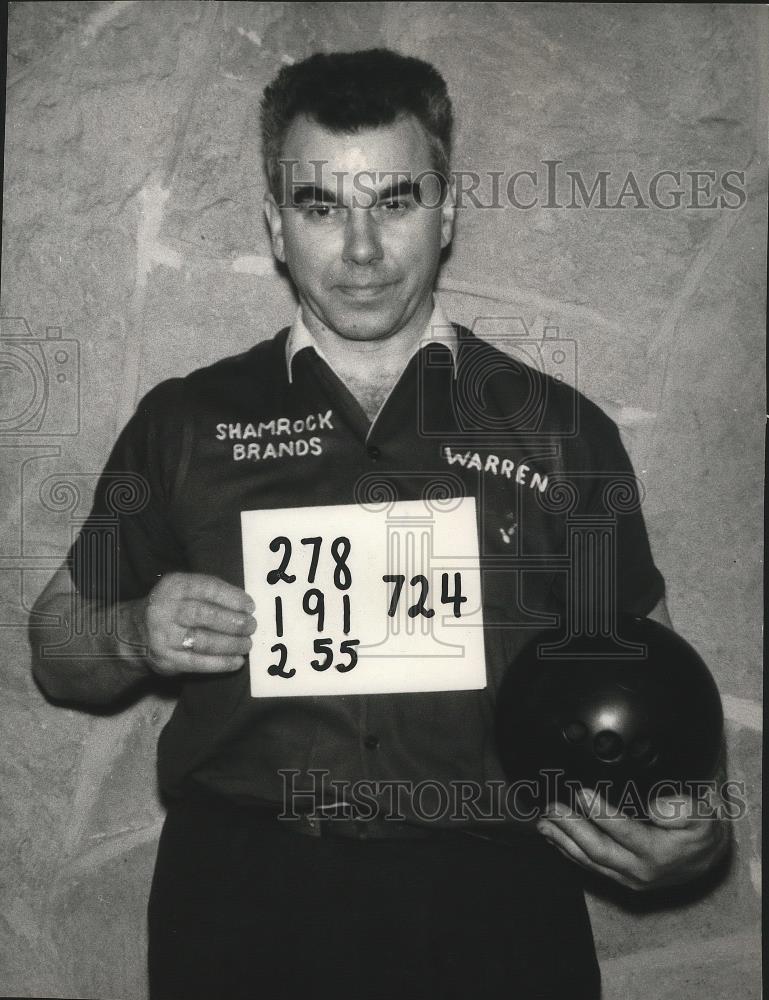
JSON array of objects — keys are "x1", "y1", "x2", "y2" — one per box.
[{"x1": 181, "y1": 629, "x2": 196, "y2": 651}]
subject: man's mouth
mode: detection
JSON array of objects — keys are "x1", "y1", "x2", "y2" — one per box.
[{"x1": 336, "y1": 283, "x2": 393, "y2": 299}]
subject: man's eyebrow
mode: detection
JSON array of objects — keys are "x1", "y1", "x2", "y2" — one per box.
[
  {"x1": 290, "y1": 184, "x2": 338, "y2": 205},
  {"x1": 288, "y1": 177, "x2": 421, "y2": 207},
  {"x1": 376, "y1": 178, "x2": 419, "y2": 201}
]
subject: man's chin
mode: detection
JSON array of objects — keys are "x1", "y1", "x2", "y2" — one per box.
[{"x1": 321, "y1": 308, "x2": 408, "y2": 343}]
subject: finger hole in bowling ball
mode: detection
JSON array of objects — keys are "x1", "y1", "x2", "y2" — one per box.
[
  {"x1": 562, "y1": 720, "x2": 588, "y2": 744},
  {"x1": 593, "y1": 729, "x2": 625, "y2": 762},
  {"x1": 628, "y1": 736, "x2": 655, "y2": 765}
]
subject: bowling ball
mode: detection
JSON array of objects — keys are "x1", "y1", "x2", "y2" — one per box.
[{"x1": 495, "y1": 615, "x2": 723, "y2": 815}]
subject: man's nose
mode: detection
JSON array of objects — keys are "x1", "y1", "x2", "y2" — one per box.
[{"x1": 342, "y1": 210, "x2": 383, "y2": 265}]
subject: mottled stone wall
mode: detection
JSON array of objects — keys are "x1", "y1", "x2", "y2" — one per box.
[{"x1": 2, "y1": 3, "x2": 764, "y2": 997}]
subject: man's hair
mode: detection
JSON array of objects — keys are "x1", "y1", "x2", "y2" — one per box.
[{"x1": 260, "y1": 48, "x2": 453, "y2": 200}]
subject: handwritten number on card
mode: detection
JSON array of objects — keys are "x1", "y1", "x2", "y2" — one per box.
[
  {"x1": 267, "y1": 642, "x2": 295, "y2": 678},
  {"x1": 383, "y1": 574, "x2": 405, "y2": 617},
  {"x1": 441, "y1": 572, "x2": 468, "y2": 618},
  {"x1": 383, "y1": 572, "x2": 467, "y2": 619},
  {"x1": 336, "y1": 639, "x2": 360, "y2": 672},
  {"x1": 330, "y1": 536, "x2": 352, "y2": 590},
  {"x1": 309, "y1": 637, "x2": 360, "y2": 673},
  {"x1": 342, "y1": 594, "x2": 351, "y2": 635},
  {"x1": 302, "y1": 588, "x2": 325, "y2": 632},
  {"x1": 300, "y1": 537, "x2": 322, "y2": 584},
  {"x1": 266, "y1": 534, "x2": 358, "y2": 678},
  {"x1": 407, "y1": 575, "x2": 434, "y2": 618},
  {"x1": 310, "y1": 638, "x2": 333, "y2": 671},
  {"x1": 267, "y1": 537, "x2": 296, "y2": 584}
]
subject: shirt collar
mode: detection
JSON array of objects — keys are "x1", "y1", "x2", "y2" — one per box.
[{"x1": 285, "y1": 300, "x2": 458, "y2": 384}]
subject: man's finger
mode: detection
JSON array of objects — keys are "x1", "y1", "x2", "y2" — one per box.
[
  {"x1": 646, "y1": 795, "x2": 698, "y2": 830},
  {"x1": 176, "y1": 599, "x2": 256, "y2": 635},
  {"x1": 542, "y1": 805, "x2": 640, "y2": 872},
  {"x1": 537, "y1": 819, "x2": 641, "y2": 890},
  {"x1": 572, "y1": 787, "x2": 656, "y2": 849},
  {"x1": 174, "y1": 651, "x2": 246, "y2": 674},
  {"x1": 177, "y1": 573, "x2": 255, "y2": 612},
  {"x1": 174, "y1": 628, "x2": 253, "y2": 657}
]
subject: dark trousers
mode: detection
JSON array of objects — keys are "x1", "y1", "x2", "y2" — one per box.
[{"x1": 148, "y1": 799, "x2": 601, "y2": 1000}]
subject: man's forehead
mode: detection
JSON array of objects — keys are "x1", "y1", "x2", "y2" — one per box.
[{"x1": 279, "y1": 113, "x2": 434, "y2": 176}]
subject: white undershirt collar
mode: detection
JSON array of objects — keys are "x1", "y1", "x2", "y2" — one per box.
[{"x1": 285, "y1": 300, "x2": 458, "y2": 384}]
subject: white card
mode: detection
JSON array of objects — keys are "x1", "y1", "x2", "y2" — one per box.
[{"x1": 241, "y1": 498, "x2": 487, "y2": 697}]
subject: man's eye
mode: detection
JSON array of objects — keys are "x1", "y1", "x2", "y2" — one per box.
[
  {"x1": 380, "y1": 199, "x2": 409, "y2": 212},
  {"x1": 302, "y1": 204, "x2": 338, "y2": 219}
]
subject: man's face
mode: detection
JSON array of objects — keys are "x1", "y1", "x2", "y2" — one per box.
[{"x1": 264, "y1": 114, "x2": 454, "y2": 342}]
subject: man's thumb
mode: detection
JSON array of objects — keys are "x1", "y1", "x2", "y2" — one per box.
[{"x1": 646, "y1": 795, "x2": 694, "y2": 829}]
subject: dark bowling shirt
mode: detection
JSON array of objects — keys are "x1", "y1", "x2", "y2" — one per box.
[{"x1": 71, "y1": 325, "x2": 665, "y2": 820}]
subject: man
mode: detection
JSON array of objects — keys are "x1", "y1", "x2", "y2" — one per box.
[{"x1": 31, "y1": 49, "x2": 728, "y2": 999}]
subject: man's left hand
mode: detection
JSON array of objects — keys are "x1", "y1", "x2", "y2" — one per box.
[{"x1": 536, "y1": 787, "x2": 731, "y2": 892}]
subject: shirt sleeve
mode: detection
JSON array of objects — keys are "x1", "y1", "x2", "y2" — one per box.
[
  {"x1": 69, "y1": 379, "x2": 190, "y2": 603},
  {"x1": 550, "y1": 395, "x2": 666, "y2": 619}
]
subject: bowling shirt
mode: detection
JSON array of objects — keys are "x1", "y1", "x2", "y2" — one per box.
[{"x1": 71, "y1": 312, "x2": 665, "y2": 821}]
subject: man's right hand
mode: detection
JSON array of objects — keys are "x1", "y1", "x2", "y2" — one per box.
[
  {"x1": 141, "y1": 573, "x2": 257, "y2": 676},
  {"x1": 30, "y1": 566, "x2": 258, "y2": 706}
]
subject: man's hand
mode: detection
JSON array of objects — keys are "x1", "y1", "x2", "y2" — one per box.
[
  {"x1": 535, "y1": 786, "x2": 730, "y2": 892},
  {"x1": 140, "y1": 573, "x2": 257, "y2": 676}
]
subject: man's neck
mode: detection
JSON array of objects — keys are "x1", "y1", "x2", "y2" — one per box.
[{"x1": 288, "y1": 297, "x2": 455, "y2": 423}]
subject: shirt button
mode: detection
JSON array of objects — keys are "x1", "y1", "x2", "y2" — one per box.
[
  {"x1": 364, "y1": 734, "x2": 380, "y2": 750},
  {"x1": 367, "y1": 445, "x2": 381, "y2": 461}
]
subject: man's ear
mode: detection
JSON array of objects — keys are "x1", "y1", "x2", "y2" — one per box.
[
  {"x1": 263, "y1": 193, "x2": 286, "y2": 263},
  {"x1": 440, "y1": 178, "x2": 456, "y2": 249}
]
